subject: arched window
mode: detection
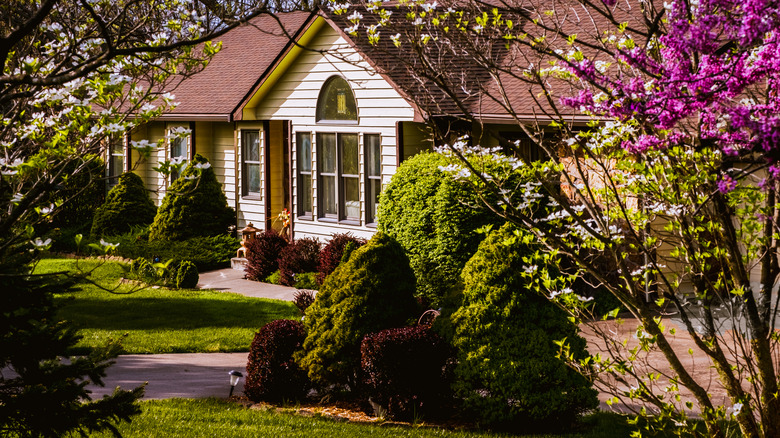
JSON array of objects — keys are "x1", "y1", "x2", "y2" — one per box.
[{"x1": 316, "y1": 76, "x2": 357, "y2": 122}]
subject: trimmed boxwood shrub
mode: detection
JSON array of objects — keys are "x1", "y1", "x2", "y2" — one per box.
[
  {"x1": 245, "y1": 230, "x2": 288, "y2": 282},
  {"x1": 378, "y1": 152, "x2": 508, "y2": 307},
  {"x1": 316, "y1": 233, "x2": 366, "y2": 284},
  {"x1": 295, "y1": 232, "x2": 417, "y2": 390},
  {"x1": 451, "y1": 223, "x2": 598, "y2": 432},
  {"x1": 91, "y1": 172, "x2": 156, "y2": 237},
  {"x1": 360, "y1": 325, "x2": 454, "y2": 421},
  {"x1": 148, "y1": 154, "x2": 235, "y2": 241},
  {"x1": 278, "y1": 237, "x2": 321, "y2": 287},
  {"x1": 245, "y1": 319, "x2": 309, "y2": 402},
  {"x1": 176, "y1": 260, "x2": 199, "y2": 289}
]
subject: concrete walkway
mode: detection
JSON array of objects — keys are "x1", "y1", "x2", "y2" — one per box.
[
  {"x1": 197, "y1": 267, "x2": 297, "y2": 301},
  {"x1": 87, "y1": 353, "x2": 249, "y2": 400}
]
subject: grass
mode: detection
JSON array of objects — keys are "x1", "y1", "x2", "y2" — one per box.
[
  {"x1": 87, "y1": 399, "x2": 635, "y2": 438},
  {"x1": 36, "y1": 258, "x2": 299, "y2": 354}
]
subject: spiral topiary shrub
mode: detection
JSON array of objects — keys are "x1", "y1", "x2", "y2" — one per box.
[
  {"x1": 378, "y1": 152, "x2": 511, "y2": 307},
  {"x1": 148, "y1": 154, "x2": 235, "y2": 241},
  {"x1": 175, "y1": 260, "x2": 199, "y2": 289},
  {"x1": 360, "y1": 325, "x2": 454, "y2": 421},
  {"x1": 244, "y1": 229, "x2": 288, "y2": 282},
  {"x1": 91, "y1": 172, "x2": 156, "y2": 238},
  {"x1": 452, "y1": 223, "x2": 598, "y2": 432},
  {"x1": 278, "y1": 237, "x2": 321, "y2": 287},
  {"x1": 245, "y1": 319, "x2": 309, "y2": 402},
  {"x1": 316, "y1": 233, "x2": 366, "y2": 284},
  {"x1": 295, "y1": 232, "x2": 417, "y2": 390}
]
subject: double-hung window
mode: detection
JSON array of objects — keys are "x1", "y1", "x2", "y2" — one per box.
[
  {"x1": 170, "y1": 134, "x2": 188, "y2": 183},
  {"x1": 297, "y1": 133, "x2": 312, "y2": 216},
  {"x1": 242, "y1": 130, "x2": 261, "y2": 197},
  {"x1": 107, "y1": 134, "x2": 125, "y2": 187},
  {"x1": 317, "y1": 133, "x2": 359, "y2": 221},
  {"x1": 365, "y1": 134, "x2": 381, "y2": 225}
]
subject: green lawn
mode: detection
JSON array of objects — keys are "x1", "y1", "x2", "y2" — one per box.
[
  {"x1": 87, "y1": 399, "x2": 634, "y2": 438},
  {"x1": 37, "y1": 258, "x2": 299, "y2": 354}
]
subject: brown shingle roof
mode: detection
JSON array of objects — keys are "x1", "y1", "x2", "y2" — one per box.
[{"x1": 160, "y1": 11, "x2": 314, "y2": 121}]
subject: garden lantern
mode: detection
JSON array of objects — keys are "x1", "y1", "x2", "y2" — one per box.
[
  {"x1": 236, "y1": 222, "x2": 260, "y2": 258},
  {"x1": 228, "y1": 370, "x2": 243, "y2": 397}
]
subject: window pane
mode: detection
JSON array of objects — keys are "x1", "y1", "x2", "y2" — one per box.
[
  {"x1": 246, "y1": 164, "x2": 261, "y2": 193},
  {"x1": 316, "y1": 76, "x2": 357, "y2": 121},
  {"x1": 367, "y1": 178, "x2": 381, "y2": 223},
  {"x1": 365, "y1": 134, "x2": 380, "y2": 176},
  {"x1": 299, "y1": 174, "x2": 312, "y2": 214},
  {"x1": 171, "y1": 137, "x2": 187, "y2": 158},
  {"x1": 343, "y1": 177, "x2": 359, "y2": 219},
  {"x1": 318, "y1": 133, "x2": 336, "y2": 173},
  {"x1": 244, "y1": 131, "x2": 260, "y2": 162},
  {"x1": 341, "y1": 134, "x2": 358, "y2": 175},
  {"x1": 297, "y1": 133, "x2": 311, "y2": 172},
  {"x1": 321, "y1": 175, "x2": 336, "y2": 215}
]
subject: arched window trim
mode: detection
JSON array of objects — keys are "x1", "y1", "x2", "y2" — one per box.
[{"x1": 316, "y1": 75, "x2": 358, "y2": 124}]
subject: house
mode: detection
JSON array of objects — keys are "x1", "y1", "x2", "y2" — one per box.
[{"x1": 107, "y1": 6, "x2": 544, "y2": 241}]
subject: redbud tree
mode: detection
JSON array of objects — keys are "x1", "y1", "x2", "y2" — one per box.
[{"x1": 342, "y1": 0, "x2": 780, "y2": 436}]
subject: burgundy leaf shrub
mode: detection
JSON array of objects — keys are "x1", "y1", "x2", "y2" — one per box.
[
  {"x1": 278, "y1": 237, "x2": 321, "y2": 287},
  {"x1": 245, "y1": 319, "x2": 309, "y2": 402},
  {"x1": 317, "y1": 233, "x2": 366, "y2": 284},
  {"x1": 244, "y1": 229, "x2": 288, "y2": 282},
  {"x1": 360, "y1": 325, "x2": 454, "y2": 421}
]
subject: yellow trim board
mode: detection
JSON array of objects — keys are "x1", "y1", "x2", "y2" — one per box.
[{"x1": 241, "y1": 16, "x2": 327, "y2": 120}]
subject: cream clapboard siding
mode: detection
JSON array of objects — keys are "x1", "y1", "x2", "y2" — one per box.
[
  {"x1": 251, "y1": 23, "x2": 416, "y2": 241},
  {"x1": 130, "y1": 121, "x2": 166, "y2": 205}
]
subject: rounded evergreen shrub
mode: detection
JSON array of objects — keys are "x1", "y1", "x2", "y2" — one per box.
[
  {"x1": 452, "y1": 224, "x2": 598, "y2": 432},
  {"x1": 316, "y1": 233, "x2": 366, "y2": 284},
  {"x1": 295, "y1": 232, "x2": 417, "y2": 390},
  {"x1": 360, "y1": 325, "x2": 454, "y2": 421},
  {"x1": 245, "y1": 319, "x2": 309, "y2": 402},
  {"x1": 278, "y1": 237, "x2": 321, "y2": 287},
  {"x1": 91, "y1": 172, "x2": 156, "y2": 238},
  {"x1": 378, "y1": 152, "x2": 509, "y2": 307},
  {"x1": 148, "y1": 154, "x2": 235, "y2": 241},
  {"x1": 175, "y1": 260, "x2": 199, "y2": 289},
  {"x1": 244, "y1": 229, "x2": 288, "y2": 282}
]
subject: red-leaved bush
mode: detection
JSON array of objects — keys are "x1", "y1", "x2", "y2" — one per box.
[
  {"x1": 317, "y1": 233, "x2": 366, "y2": 284},
  {"x1": 245, "y1": 319, "x2": 309, "y2": 402},
  {"x1": 360, "y1": 325, "x2": 454, "y2": 421},
  {"x1": 244, "y1": 229, "x2": 288, "y2": 282},
  {"x1": 278, "y1": 237, "x2": 321, "y2": 286}
]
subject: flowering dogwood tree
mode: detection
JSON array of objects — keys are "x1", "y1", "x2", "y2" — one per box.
[
  {"x1": 343, "y1": 0, "x2": 780, "y2": 436},
  {"x1": 0, "y1": 1, "x2": 281, "y2": 435}
]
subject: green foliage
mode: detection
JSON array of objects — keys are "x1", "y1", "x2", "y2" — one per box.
[
  {"x1": 296, "y1": 232, "x2": 417, "y2": 389},
  {"x1": 293, "y1": 272, "x2": 318, "y2": 290},
  {"x1": 46, "y1": 155, "x2": 107, "y2": 234},
  {"x1": 265, "y1": 270, "x2": 281, "y2": 285},
  {"x1": 91, "y1": 172, "x2": 157, "y2": 237},
  {"x1": 0, "y1": 254, "x2": 143, "y2": 436},
  {"x1": 148, "y1": 154, "x2": 235, "y2": 241},
  {"x1": 378, "y1": 152, "x2": 510, "y2": 307},
  {"x1": 176, "y1": 260, "x2": 199, "y2": 289},
  {"x1": 452, "y1": 224, "x2": 598, "y2": 432}
]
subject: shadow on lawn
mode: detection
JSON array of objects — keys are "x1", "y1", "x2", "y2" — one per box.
[{"x1": 56, "y1": 296, "x2": 298, "y2": 331}]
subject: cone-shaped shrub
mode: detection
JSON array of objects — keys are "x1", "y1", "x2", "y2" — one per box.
[
  {"x1": 278, "y1": 237, "x2": 321, "y2": 286},
  {"x1": 244, "y1": 229, "x2": 288, "y2": 282},
  {"x1": 148, "y1": 154, "x2": 234, "y2": 241},
  {"x1": 316, "y1": 233, "x2": 366, "y2": 284},
  {"x1": 245, "y1": 319, "x2": 309, "y2": 402},
  {"x1": 91, "y1": 172, "x2": 156, "y2": 237},
  {"x1": 452, "y1": 224, "x2": 598, "y2": 432},
  {"x1": 295, "y1": 232, "x2": 417, "y2": 389}
]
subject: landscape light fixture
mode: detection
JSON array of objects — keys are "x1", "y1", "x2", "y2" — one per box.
[{"x1": 228, "y1": 370, "x2": 243, "y2": 397}]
